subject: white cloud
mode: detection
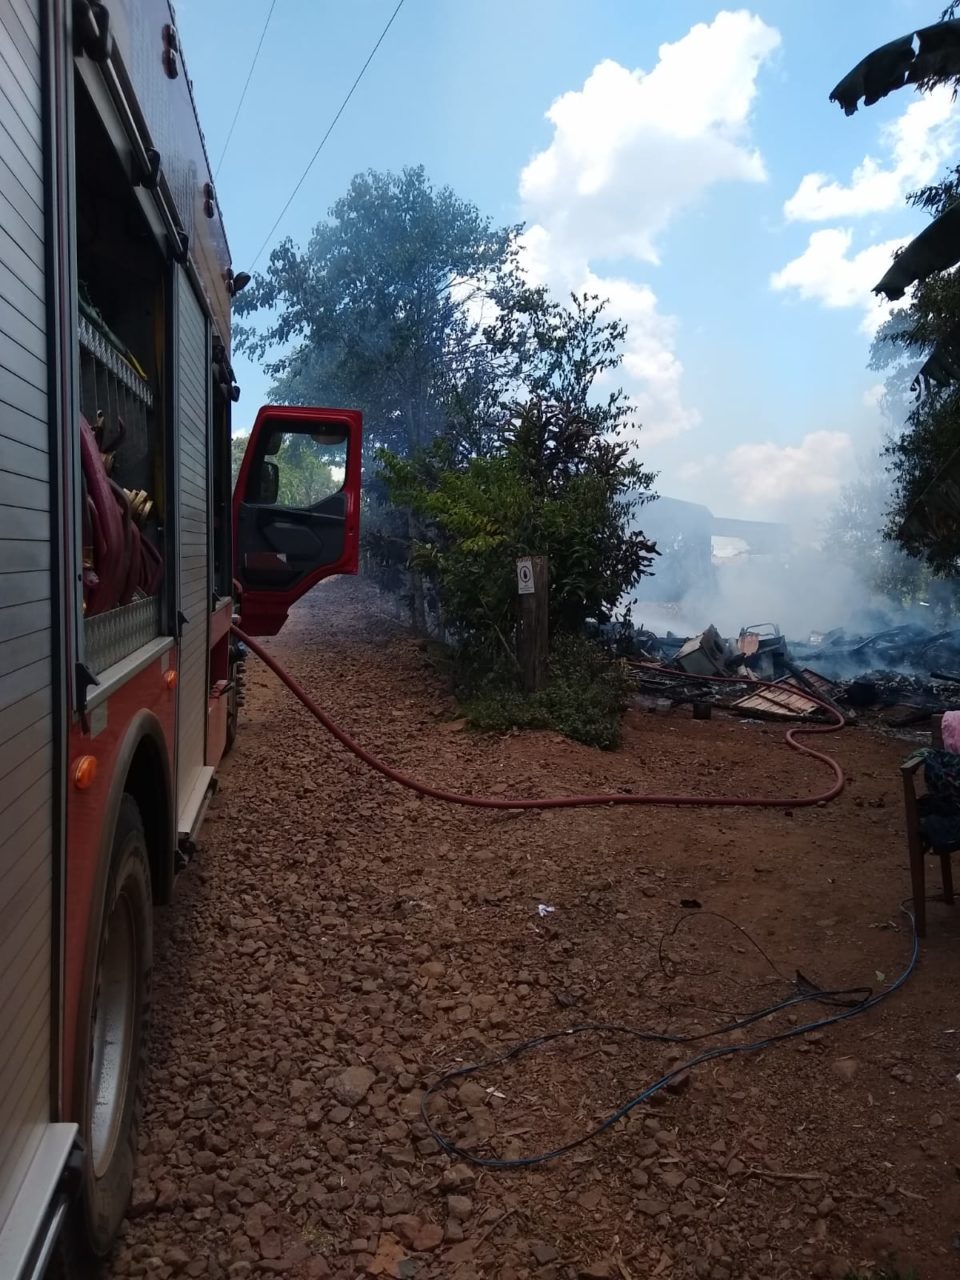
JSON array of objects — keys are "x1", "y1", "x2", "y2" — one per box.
[
  {"x1": 586, "y1": 270, "x2": 701, "y2": 446},
  {"x1": 680, "y1": 430, "x2": 856, "y2": 516},
  {"x1": 770, "y1": 228, "x2": 908, "y2": 334},
  {"x1": 784, "y1": 88, "x2": 959, "y2": 222},
  {"x1": 519, "y1": 11, "x2": 780, "y2": 445},
  {"x1": 522, "y1": 12, "x2": 780, "y2": 266}
]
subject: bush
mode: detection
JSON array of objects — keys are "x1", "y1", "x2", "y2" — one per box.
[{"x1": 460, "y1": 634, "x2": 634, "y2": 750}]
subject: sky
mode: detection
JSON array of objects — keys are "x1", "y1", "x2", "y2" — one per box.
[{"x1": 176, "y1": 0, "x2": 955, "y2": 526}]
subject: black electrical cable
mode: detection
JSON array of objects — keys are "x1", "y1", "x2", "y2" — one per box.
[
  {"x1": 419, "y1": 902, "x2": 919, "y2": 1169},
  {"x1": 657, "y1": 908, "x2": 796, "y2": 985},
  {"x1": 249, "y1": 0, "x2": 406, "y2": 269},
  {"x1": 214, "y1": 0, "x2": 278, "y2": 179}
]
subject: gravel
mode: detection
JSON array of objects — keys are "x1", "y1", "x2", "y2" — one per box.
[{"x1": 105, "y1": 579, "x2": 960, "y2": 1280}]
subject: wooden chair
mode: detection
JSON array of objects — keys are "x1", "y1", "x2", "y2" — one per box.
[{"x1": 902, "y1": 715, "x2": 956, "y2": 936}]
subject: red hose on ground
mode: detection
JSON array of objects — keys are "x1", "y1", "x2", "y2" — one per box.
[{"x1": 233, "y1": 626, "x2": 847, "y2": 811}]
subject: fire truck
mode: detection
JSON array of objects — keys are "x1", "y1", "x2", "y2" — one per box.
[{"x1": 0, "y1": 2, "x2": 361, "y2": 1274}]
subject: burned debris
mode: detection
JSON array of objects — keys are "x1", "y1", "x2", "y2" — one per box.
[{"x1": 602, "y1": 617, "x2": 960, "y2": 728}]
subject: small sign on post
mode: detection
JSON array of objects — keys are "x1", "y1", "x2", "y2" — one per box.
[{"x1": 517, "y1": 555, "x2": 548, "y2": 692}]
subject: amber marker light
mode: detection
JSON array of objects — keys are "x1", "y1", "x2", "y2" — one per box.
[
  {"x1": 73, "y1": 755, "x2": 98, "y2": 790},
  {"x1": 164, "y1": 669, "x2": 178, "y2": 690}
]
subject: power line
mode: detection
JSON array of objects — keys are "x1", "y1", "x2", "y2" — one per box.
[
  {"x1": 249, "y1": 0, "x2": 406, "y2": 270},
  {"x1": 214, "y1": 0, "x2": 278, "y2": 180}
]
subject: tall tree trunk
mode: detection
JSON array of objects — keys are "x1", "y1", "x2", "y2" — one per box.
[
  {"x1": 405, "y1": 394, "x2": 428, "y2": 634},
  {"x1": 407, "y1": 510, "x2": 428, "y2": 634}
]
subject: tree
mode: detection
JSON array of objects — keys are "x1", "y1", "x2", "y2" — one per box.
[
  {"x1": 868, "y1": 171, "x2": 960, "y2": 567},
  {"x1": 236, "y1": 166, "x2": 526, "y2": 628},
  {"x1": 231, "y1": 433, "x2": 249, "y2": 490},
  {"x1": 830, "y1": 5, "x2": 960, "y2": 569},
  {"x1": 379, "y1": 290, "x2": 658, "y2": 662},
  {"x1": 235, "y1": 166, "x2": 521, "y2": 460},
  {"x1": 230, "y1": 432, "x2": 338, "y2": 507}
]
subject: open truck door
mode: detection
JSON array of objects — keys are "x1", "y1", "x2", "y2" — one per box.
[{"x1": 234, "y1": 406, "x2": 362, "y2": 635}]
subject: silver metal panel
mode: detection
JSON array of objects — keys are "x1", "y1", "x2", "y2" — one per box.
[
  {"x1": 82, "y1": 596, "x2": 160, "y2": 677},
  {"x1": 175, "y1": 270, "x2": 210, "y2": 828},
  {"x1": 0, "y1": 0, "x2": 59, "y2": 1264}
]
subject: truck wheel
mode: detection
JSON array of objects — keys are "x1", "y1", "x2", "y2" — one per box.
[
  {"x1": 74, "y1": 795, "x2": 153, "y2": 1259},
  {"x1": 224, "y1": 676, "x2": 239, "y2": 755}
]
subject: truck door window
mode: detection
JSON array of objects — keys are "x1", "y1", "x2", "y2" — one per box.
[{"x1": 252, "y1": 430, "x2": 347, "y2": 509}]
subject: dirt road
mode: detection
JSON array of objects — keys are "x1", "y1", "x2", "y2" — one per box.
[{"x1": 107, "y1": 580, "x2": 960, "y2": 1280}]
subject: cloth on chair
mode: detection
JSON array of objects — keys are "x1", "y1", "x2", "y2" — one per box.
[
  {"x1": 923, "y1": 747, "x2": 960, "y2": 801},
  {"x1": 942, "y1": 710, "x2": 960, "y2": 755},
  {"x1": 919, "y1": 747, "x2": 960, "y2": 852}
]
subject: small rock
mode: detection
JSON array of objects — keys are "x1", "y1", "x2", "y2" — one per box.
[
  {"x1": 260, "y1": 1232, "x2": 284, "y2": 1260},
  {"x1": 129, "y1": 1178, "x2": 157, "y2": 1217},
  {"x1": 635, "y1": 1199, "x2": 669, "y2": 1217},
  {"x1": 832, "y1": 1058, "x2": 859, "y2": 1084},
  {"x1": 413, "y1": 1222, "x2": 443, "y2": 1252},
  {"x1": 530, "y1": 1242, "x2": 559, "y2": 1265},
  {"x1": 392, "y1": 1217, "x2": 421, "y2": 1249},
  {"x1": 446, "y1": 1195, "x2": 472, "y2": 1221},
  {"x1": 456, "y1": 1081, "x2": 487, "y2": 1108},
  {"x1": 155, "y1": 1179, "x2": 178, "y2": 1211},
  {"x1": 929, "y1": 1111, "x2": 945, "y2": 1129},
  {"x1": 439, "y1": 1163, "x2": 474, "y2": 1190},
  {"x1": 333, "y1": 1065, "x2": 376, "y2": 1108},
  {"x1": 578, "y1": 1263, "x2": 614, "y2": 1279}
]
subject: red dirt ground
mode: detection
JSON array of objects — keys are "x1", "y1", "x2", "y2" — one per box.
[{"x1": 105, "y1": 580, "x2": 960, "y2": 1280}]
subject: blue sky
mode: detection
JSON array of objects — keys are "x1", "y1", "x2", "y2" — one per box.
[{"x1": 177, "y1": 1, "x2": 952, "y2": 523}]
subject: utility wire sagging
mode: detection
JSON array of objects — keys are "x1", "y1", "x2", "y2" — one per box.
[
  {"x1": 249, "y1": 0, "x2": 406, "y2": 270},
  {"x1": 214, "y1": 0, "x2": 278, "y2": 179}
]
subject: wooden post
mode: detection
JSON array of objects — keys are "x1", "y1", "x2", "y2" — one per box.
[{"x1": 517, "y1": 555, "x2": 548, "y2": 693}]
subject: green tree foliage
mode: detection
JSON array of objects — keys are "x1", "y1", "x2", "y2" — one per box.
[
  {"x1": 230, "y1": 432, "x2": 339, "y2": 506},
  {"x1": 231, "y1": 433, "x2": 249, "y2": 491},
  {"x1": 870, "y1": 166, "x2": 960, "y2": 570},
  {"x1": 238, "y1": 166, "x2": 659, "y2": 745},
  {"x1": 235, "y1": 166, "x2": 520, "y2": 459},
  {"x1": 828, "y1": 4, "x2": 960, "y2": 573},
  {"x1": 379, "y1": 291, "x2": 657, "y2": 703}
]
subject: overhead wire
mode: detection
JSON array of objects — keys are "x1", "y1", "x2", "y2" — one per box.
[
  {"x1": 249, "y1": 0, "x2": 407, "y2": 271},
  {"x1": 214, "y1": 0, "x2": 279, "y2": 180}
]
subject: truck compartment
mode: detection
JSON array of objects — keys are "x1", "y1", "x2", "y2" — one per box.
[{"x1": 74, "y1": 75, "x2": 167, "y2": 675}]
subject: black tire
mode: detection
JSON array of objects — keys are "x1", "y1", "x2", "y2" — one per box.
[
  {"x1": 72, "y1": 794, "x2": 153, "y2": 1260},
  {"x1": 223, "y1": 673, "x2": 239, "y2": 756}
]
